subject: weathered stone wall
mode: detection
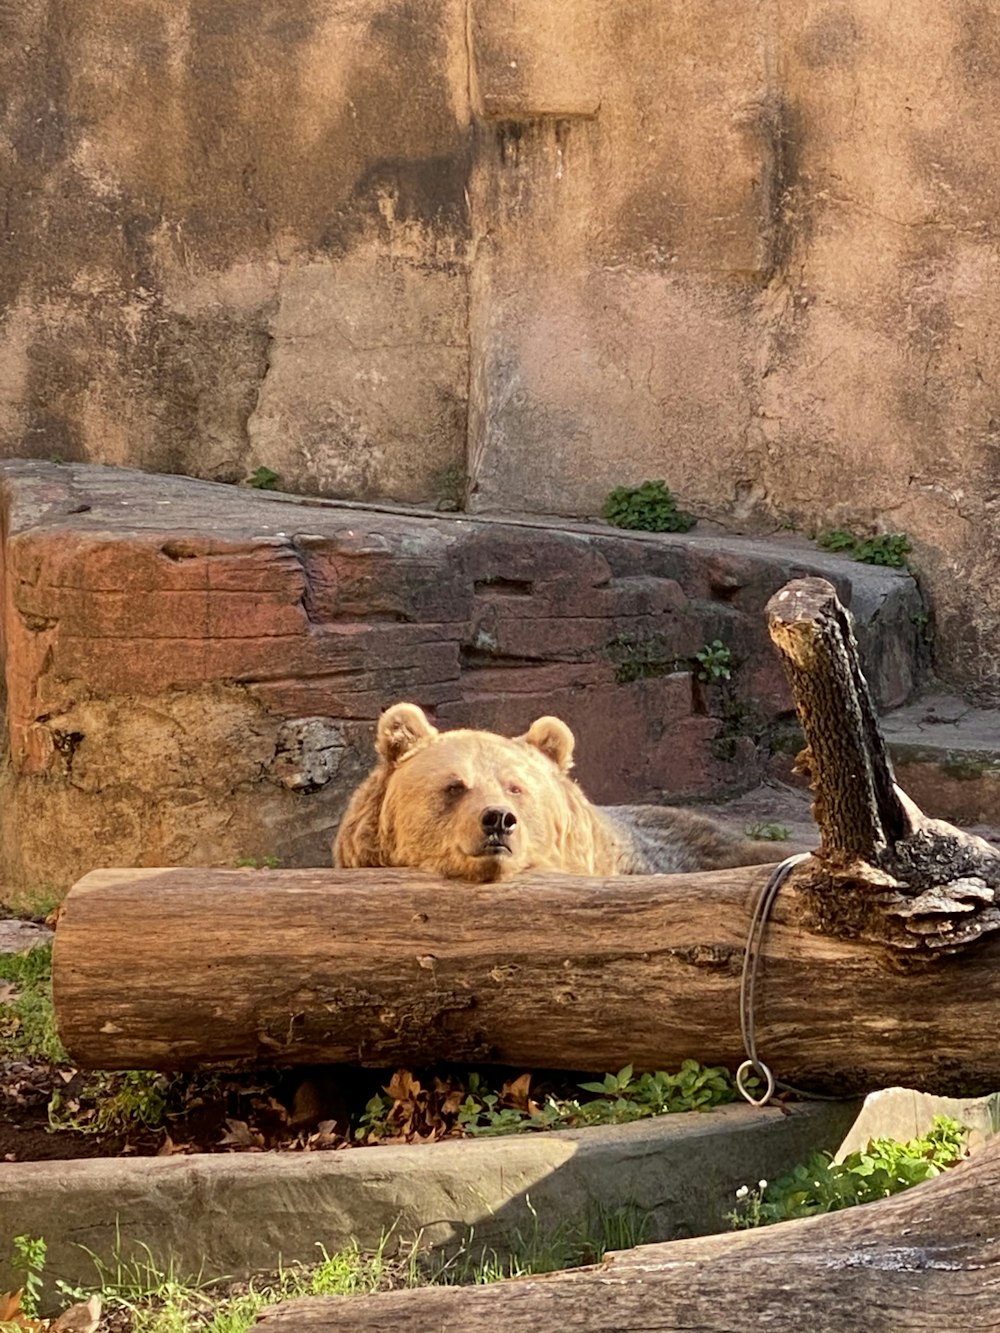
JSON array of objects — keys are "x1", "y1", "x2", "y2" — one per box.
[
  {"x1": 0, "y1": 0, "x2": 471, "y2": 501},
  {"x1": 0, "y1": 463, "x2": 922, "y2": 890},
  {"x1": 1, "y1": 1, "x2": 996, "y2": 692}
]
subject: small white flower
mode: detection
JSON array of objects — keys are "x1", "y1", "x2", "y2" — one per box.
[
  {"x1": 758, "y1": 1179, "x2": 768, "y2": 1190},
  {"x1": 735, "y1": 1185, "x2": 749, "y2": 1200}
]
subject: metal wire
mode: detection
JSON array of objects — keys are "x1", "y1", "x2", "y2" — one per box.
[{"x1": 737, "y1": 852, "x2": 846, "y2": 1105}]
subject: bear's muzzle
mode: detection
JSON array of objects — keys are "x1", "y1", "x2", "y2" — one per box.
[{"x1": 478, "y1": 805, "x2": 517, "y2": 856}]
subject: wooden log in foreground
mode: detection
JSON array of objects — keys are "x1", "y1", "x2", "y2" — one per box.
[
  {"x1": 51, "y1": 862, "x2": 1000, "y2": 1092},
  {"x1": 255, "y1": 1133, "x2": 1000, "y2": 1331}
]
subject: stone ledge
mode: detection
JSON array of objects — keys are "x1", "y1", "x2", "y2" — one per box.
[
  {"x1": 0, "y1": 1099, "x2": 860, "y2": 1312},
  {"x1": 881, "y1": 692, "x2": 1000, "y2": 826}
]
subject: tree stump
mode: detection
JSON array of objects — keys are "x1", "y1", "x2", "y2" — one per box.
[{"x1": 766, "y1": 577, "x2": 1000, "y2": 955}]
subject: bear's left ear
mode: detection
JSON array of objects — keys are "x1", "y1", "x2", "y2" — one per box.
[
  {"x1": 376, "y1": 702, "x2": 438, "y2": 766},
  {"x1": 522, "y1": 716, "x2": 575, "y2": 773}
]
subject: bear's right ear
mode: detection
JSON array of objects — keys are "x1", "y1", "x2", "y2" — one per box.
[
  {"x1": 376, "y1": 702, "x2": 438, "y2": 766},
  {"x1": 522, "y1": 715, "x2": 575, "y2": 773}
]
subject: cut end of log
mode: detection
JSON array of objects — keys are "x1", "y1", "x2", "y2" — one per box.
[{"x1": 765, "y1": 575, "x2": 841, "y2": 635}]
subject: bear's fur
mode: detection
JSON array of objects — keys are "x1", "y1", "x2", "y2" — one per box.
[{"x1": 333, "y1": 703, "x2": 801, "y2": 882}]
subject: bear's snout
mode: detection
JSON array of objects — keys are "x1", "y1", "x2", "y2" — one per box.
[
  {"x1": 481, "y1": 806, "x2": 517, "y2": 837},
  {"x1": 478, "y1": 806, "x2": 518, "y2": 863}
]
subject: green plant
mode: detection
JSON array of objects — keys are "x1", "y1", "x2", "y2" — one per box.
[
  {"x1": 606, "y1": 632, "x2": 684, "y2": 685},
  {"x1": 49, "y1": 1206, "x2": 641, "y2": 1330},
  {"x1": 11, "y1": 1234, "x2": 47, "y2": 1319},
  {"x1": 854, "y1": 533, "x2": 912, "y2": 567},
  {"x1": 694, "y1": 640, "x2": 733, "y2": 683},
  {"x1": 816, "y1": 527, "x2": 857, "y2": 553},
  {"x1": 575, "y1": 1061, "x2": 744, "y2": 1119},
  {"x1": 56, "y1": 1238, "x2": 220, "y2": 1332},
  {"x1": 608, "y1": 635, "x2": 735, "y2": 689},
  {"x1": 357, "y1": 1061, "x2": 749, "y2": 1144},
  {"x1": 745, "y1": 823, "x2": 791, "y2": 842},
  {"x1": 817, "y1": 529, "x2": 912, "y2": 568},
  {"x1": 234, "y1": 855, "x2": 281, "y2": 870},
  {"x1": 0, "y1": 943, "x2": 66, "y2": 1063},
  {"x1": 55, "y1": 1231, "x2": 419, "y2": 1333},
  {"x1": 245, "y1": 466, "x2": 281, "y2": 491},
  {"x1": 0, "y1": 883, "x2": 62, "y2": 921},
  {"x1": 602, "y1": 481, "x2": 695, "y2": 533},
  {"x1": 92, "y1": 1071, "x2": 170, "y2": 1135},
  {"x1": 49, "y1": 1070, "x2": 171, "y2": 1137},
  {"x1": 432, "y1": 464, "x2": 466, "y2": 511},
  {"x1": 729, "y1": 1115, "x2": 968, "y2": 1229}
]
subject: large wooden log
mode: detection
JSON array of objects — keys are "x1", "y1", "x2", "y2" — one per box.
[
  {"x1": 51, "y1": 863, "x2": 1000, "y2": 1091},
  {"x1": 255, "y1": 1132, "x2": 1000, "y2": 1331}
]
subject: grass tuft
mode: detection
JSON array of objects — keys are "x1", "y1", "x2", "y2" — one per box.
[
  {"x1": 44, "y1": 1207, "x2": 647, "y2": 1330},
  {"x1": 0, "y1": 883, "x2": 63, "y2": 922},
  {"x1": 0, "y1": 943, "x2": 67, "y2": 1063}
]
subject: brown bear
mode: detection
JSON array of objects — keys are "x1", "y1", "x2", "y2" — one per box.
[{"x1": 333, "y1": 702, "x2": 802, "y2": 882}]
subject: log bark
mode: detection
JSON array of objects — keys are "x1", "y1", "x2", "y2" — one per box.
[
  {"x1": 767, "y1": 578, "x2": 1000, "y2": 955},
  {"x1": 51, "y1": 864, "x2": 1000, "y2": 1091},
  {"x1": 255, "y1": 1133, "x2": 1000, "y2": 1331},
  {"x1": 766, "y1": 576, "x2": 908, "y2": 862}
]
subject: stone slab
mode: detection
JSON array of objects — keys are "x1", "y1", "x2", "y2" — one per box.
[
  {"x1": 882, "y1": 691, "x2": 1000, "y2": 826},
  {"x1": 837, "y1": 1086, "x2": 1000, "y2": 1159},
  {"x1": 696, "y1": 781, "x2": 818, "y2": 851},
  {"x1": 0, "y1": 918, "x2": 52, "y2": 954},
  {"x1": 0, "y1": 1099, "x2": 859, "y2": 1315},
  {"x1": 700, "y1": 773, "x2": 1000, "y2": 858}
]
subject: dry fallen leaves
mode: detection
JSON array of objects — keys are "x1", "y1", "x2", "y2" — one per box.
[
  {"x1": 0, "y1": 1013, "x2": 22, "y2": 1039},
  {"x1": 157, "y1": 1133, "x2": 194, "y2": 1156},
  {"x1": 502, "y1": 1072, "x2": 534, "y2": 1111},
  {"x1": 0, "y1": 1289, "x2": 38, "y2": 1329},
  {"x1": 50, "y1": 1295, "x2": 102, "y2": 1332},
  {"x1": 218, "y1": 1117, "x2": 266, "y2": 1150},
  {"x1": 0, "y1": 1288, "x2": 40, "y2": 1331},
  {"x1": 368, "y1": 1068, "x2": 543, "y2": 1144},
  {"x1": 305, "y1": 1119, "x2": 343, "y2": 1150},
  {"x1": 0, "y1": 1289, "x2": 101, "y2": 1332},
  {"x1": 44, "y1": 904, "x2": 65, "y2": 931}
]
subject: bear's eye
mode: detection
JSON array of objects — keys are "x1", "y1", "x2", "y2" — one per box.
[
  {"x1": 507, "y1": 783, "x2": 524, "y2": 797},
  {"x1": 444, "y1": 780, "x2": 467, "y2": 799}
]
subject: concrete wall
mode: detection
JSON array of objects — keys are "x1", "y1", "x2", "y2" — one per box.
[{"x1": 1, "y1": 1, "x2": 998, "y2": 695}]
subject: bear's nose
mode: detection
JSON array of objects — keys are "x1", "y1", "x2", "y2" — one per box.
[{"x1": 481, "y1": 806, "x2": 517, "y2": 834}]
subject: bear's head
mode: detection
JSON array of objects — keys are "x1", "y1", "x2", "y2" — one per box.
[{"x1": 335, "y1": 703, "x2": 600, "y2": 881}]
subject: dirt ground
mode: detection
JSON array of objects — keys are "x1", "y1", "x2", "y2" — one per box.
[{"x1": 0, "y1": 1058, "x2": 393, "y2": 1163}]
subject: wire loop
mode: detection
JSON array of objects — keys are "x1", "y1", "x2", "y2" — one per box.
[
  {"x1": 736, "y1": 1058, "x2": 775, "y2": 1107},
  {"x1": 737, "y1": 851, "x2": 825, "y2": 1107}
]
